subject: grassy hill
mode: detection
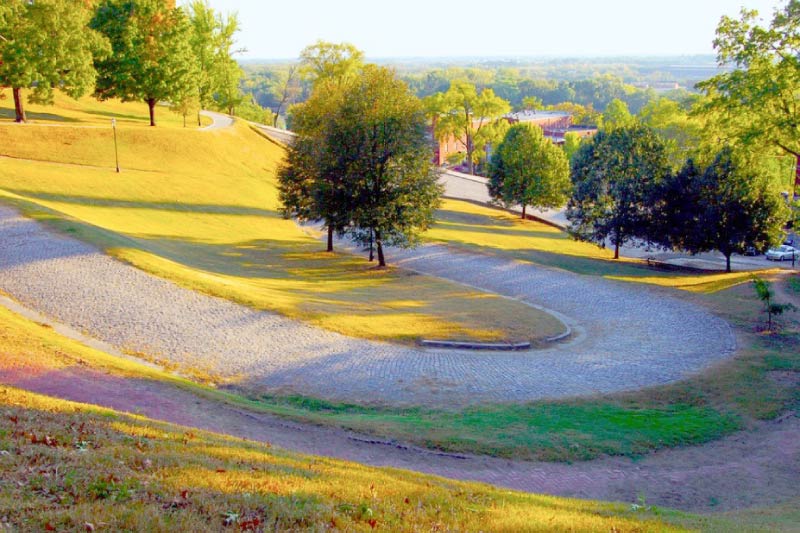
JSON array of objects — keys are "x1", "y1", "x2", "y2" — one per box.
[
  {"x1": 0, "y1": 297, "x2": 734, "y2": 532},
  {"x1": 0, "y1": 91, "x2": 564, "y2": 345}
]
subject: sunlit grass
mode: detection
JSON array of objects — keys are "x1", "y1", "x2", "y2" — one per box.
[
  {"x1": 430, "y1": 199, "x2": 778, "y2": 294},
  {"x1": 0, "y1": 92, "x2": 563, "y2": 344},
  {"x1": 0, "y1": 293, "x2": 683, "y2": 531},
  {"x1": 0, "y1": 385, "x2": 691, "y2": 532},
  {"x1": 0, "y1": 90, "x2": 211, "y2": 128},
  {"x1": 0, "y1": 301, "x2": 789, "y2": 530}
]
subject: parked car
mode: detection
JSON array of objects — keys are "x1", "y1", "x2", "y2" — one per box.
[
  {"x1": 765, "y1": 245, "x2": 798, "y2": 261},
  {"x1": 743, "y1": 246, "x2": 760, "y2": 256}
]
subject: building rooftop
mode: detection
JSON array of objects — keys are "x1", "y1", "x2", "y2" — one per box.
[{"x1": 505, "y1": 110, "x2": 571, "y2": 122}]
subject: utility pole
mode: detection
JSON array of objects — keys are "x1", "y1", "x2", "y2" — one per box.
[{"x1": 112, "y1": 119, "x2": 120, "y2": 173}]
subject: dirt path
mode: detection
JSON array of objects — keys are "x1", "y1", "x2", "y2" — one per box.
[{"x1": 1, "y1": 356, "x2": 798, "y2": 514}]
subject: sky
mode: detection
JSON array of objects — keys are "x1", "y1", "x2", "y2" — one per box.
[{"x1": 193, "y1": 0, "x2": 786, "y2": 60}]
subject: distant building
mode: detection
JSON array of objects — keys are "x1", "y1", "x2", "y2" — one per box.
[{"x1": 432, "y1": 110, "x2": 597, "y2": 166}]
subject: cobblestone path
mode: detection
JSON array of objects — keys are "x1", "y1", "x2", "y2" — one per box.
[{"x1": 0, "y1": 206, "x2": 734, "y2": 406}]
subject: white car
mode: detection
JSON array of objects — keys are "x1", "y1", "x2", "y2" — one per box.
[{"x1": 765, "y1": 245, "x2": 798, "y2": 261}]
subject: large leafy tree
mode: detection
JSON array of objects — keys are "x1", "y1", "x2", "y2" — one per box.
[
  {"x1": 425, "y1": 82, "x2": 511, "y2": 175},
  {"x1": 0, "y1": 0, "x2": 108, "y2": 123},
  {"x1": 186, "y1": 0, "x2": 243, "y2": 123},
  {"x1": 280, "y1": 42, "x2": 365, "y2": 252},
  {"x1": 335, "y1": 65, "x2": 442, "y2": 267},
  {"x1": 278, "y1": 79, "x2": 350, "y2": 252},
  {"x1": 488, "y1": 123, "x2": 571, "y2": 218},
  {"x1": 697, "y1": 1, "x2": 800, "y2": 161},
  {"x1": 567, "y1": 125, "x2": 671, "y2": 259},
  {"x1": 299, "y1": 40, "x2": 364, "y2": 88},
  {"x1": 655, "y1": 149, "x2": 788, "y2": 272},
  {"x1": 279, "y1": 65, "x2": 442, "y2": 267},
  {"x1": 91, "y1": 0, "x2": 197, "y2": 127},
  {"x1": 638, "y1": 97, "x2": 701, "y2": 169}
]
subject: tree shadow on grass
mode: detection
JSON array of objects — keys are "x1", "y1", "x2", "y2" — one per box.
[{"x1": 0, "y1": 108, "x2": 81, "y2": 123}]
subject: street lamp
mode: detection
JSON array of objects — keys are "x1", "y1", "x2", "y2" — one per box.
[{"x1": 111, "y1": 118, "x2": 120, "y2": 173}]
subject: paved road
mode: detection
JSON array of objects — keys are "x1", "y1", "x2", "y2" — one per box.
[
  {"x1": 200, "y1": 110, "x2": 234, "y2": 131},
  {"x1": 0, "y1": 206, "x2": 734, "y2": 407}
]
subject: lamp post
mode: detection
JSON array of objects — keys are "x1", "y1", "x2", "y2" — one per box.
[{"x1": 111, "y1": 118, "x2": 120, "y2": 173}]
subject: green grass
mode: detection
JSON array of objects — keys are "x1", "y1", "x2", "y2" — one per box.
[
  {"x1": 0, "y1": 305, "x2": 693, "y2": 531},
  {"x1": 0, "y1": 386, "x2": 690, "y2": 532},
  {"x1": 788, "y1": 274, "x2": 800, "y2": 294},
  {"x1": 252, "y1": 395, "x2": 738, "y2": 461},
  {"x1": 430, "y1": 199, "x2": 779, "y2": 293},
  {"x1": 0, "y1": 91, "x2": 564, "y2": 346}
]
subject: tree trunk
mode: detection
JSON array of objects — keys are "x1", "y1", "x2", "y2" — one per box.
[
  {"x1": 326, "y1": 226, "x2": 334, "y2": 252},
  {"x1": 466, "y1": 142, "x2": 474, "y2": 175},
  {"x1": 368, "y1": 229, "x2": 374, "y2": 262},
  {"x1": 614, "y1": 239, "x2": 620, "y2": 260},
  {"x1": 521, "y1": 204, "x2": 527, "y2": 219},
  {"x1": 147, "y1": 98, "x2": 156, "y2": 127},
  {"x1": 197, "y1": 110, "x2": 202, "y2": 127},
  {"x1": 725, "y1": 252, "x2": 731, "y2": 273},
  {"x1": 375, "y1": 230, "x2": 386, "y2": 267},
  {"x1": 13, "y1": 87, "x2": 26, "y2": 123},
  {"x1": 183, "y1": 114, "x2": 186, "y2": 128}
]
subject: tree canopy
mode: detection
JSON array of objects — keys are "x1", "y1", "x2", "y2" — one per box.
[
  {"x1": 567, "y1": 125, "x2": 671, "y2": 259},
  {"x1": 602, "y1": 98, "x2": 635, "y2": 131},
  {"x1": 0, "y1": 0, "x2": 109, "y2": 122},
  {"x1": 697, "y1": 1, "x2": 800, "y2": 160},
  {"x1": 425, "y1": 82, "x2": 510, "y2": 175},
  {"x1": 186, "y1": 0, "x2": 243, "y2": 121},
  {"x1": 488, "y1": 124, "x2": 571, "y2": 218},
  {"x1": 299, "y1": 40, "x2": 364, "y2": 87},
  {"x1": 279, "y1": 65, "x2": 441, "y2": 267},
  {"x1": 92, "y1": 0, "x2": 198, "y2": 126},
  {"x1": 654, "y1": 149, "x2": 788, "y2": 272}
]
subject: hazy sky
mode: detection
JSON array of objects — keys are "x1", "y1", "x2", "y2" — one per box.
[{"x1": 193, "y1": 0, "x2": 786, "y2": 59}]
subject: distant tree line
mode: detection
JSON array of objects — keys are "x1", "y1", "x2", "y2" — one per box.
[{"x1": 0, "y1": 0, "x2": 269, "y2": 126}]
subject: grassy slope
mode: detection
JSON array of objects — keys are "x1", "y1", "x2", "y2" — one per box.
[
  {"x1": 1, "y1": 388, "x2": 691, "y2": 532},
  {"x1": 0, "y1": 304, "x2": 690, "y2": 532},
  {"x1": 0, "y1": 92, "x2": 563, "y2": 345},
  {"x1": 431, "y1": 199, "x2": 779, "y2": 294},
  {"x1": 1, "y1": 284, "x2": 796, "y2": 530}
]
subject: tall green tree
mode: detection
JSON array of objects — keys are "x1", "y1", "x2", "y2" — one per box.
[
  {"x1": 488, "y1": 124, "x2": 571, "y2": 219},
  {"x1": 638, "y1": 97, "x2": 701, "y2": 168},
  {"x1": 279, "y1": 78, "x2": 350, "y2": 252},
  {"x1": 335, "y1": 65, "x2": 442, "y2": 267},
  {"x1": 655, "y1": 149, "x2": 788, "y2": 272},
  {"x1": 299, "y1": 40, "x2": 364, "y2": 88},
  {"x1": 562, "y1": 132, "x2": 583, "y2": 163},
  {"x1": 279, "y1": 65, "x2": 442, "y2": 266},
  {"x1": 567, "y1": 125, "x2": 671, "y2": 259},
  {"x1": 0, "y1": 0, "x2": 108, "y2": 123},
  {"x1": 91, "y1": 0, "x2": 197, "y2": 127},
  {"x1": 186, "y1": 0, "x2": 243, "y2": 123},
  {"x1": 425, "y1": 82, "x2": 511, "y2": 175},
  {"x1": 602, "y1": 98, "x2": 635, "y2": 131},
  {"x1": 697, "y1": 1, "x2": 800, "y2": 161},
  {"x1": 279, "y1": 42, "x2": 365, "y2": 251}
]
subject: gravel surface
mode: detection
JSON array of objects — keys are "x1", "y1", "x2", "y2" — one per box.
[{"x1": 0, "y1": 206, "x2": 735, "y2": 406}]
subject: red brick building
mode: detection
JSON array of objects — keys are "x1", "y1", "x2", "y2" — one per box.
[{"x1": 433, "y1": 110, "x2": 597, "y2": 166}]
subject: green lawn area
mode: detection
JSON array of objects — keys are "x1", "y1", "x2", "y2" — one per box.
[{"x1": 430, "y1": 199, "x2": 779, "y2": 294}]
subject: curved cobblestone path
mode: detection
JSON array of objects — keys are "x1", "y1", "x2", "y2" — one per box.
[{"x1": 0, "y1": 206, "x2": 734, "y2": 406}]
